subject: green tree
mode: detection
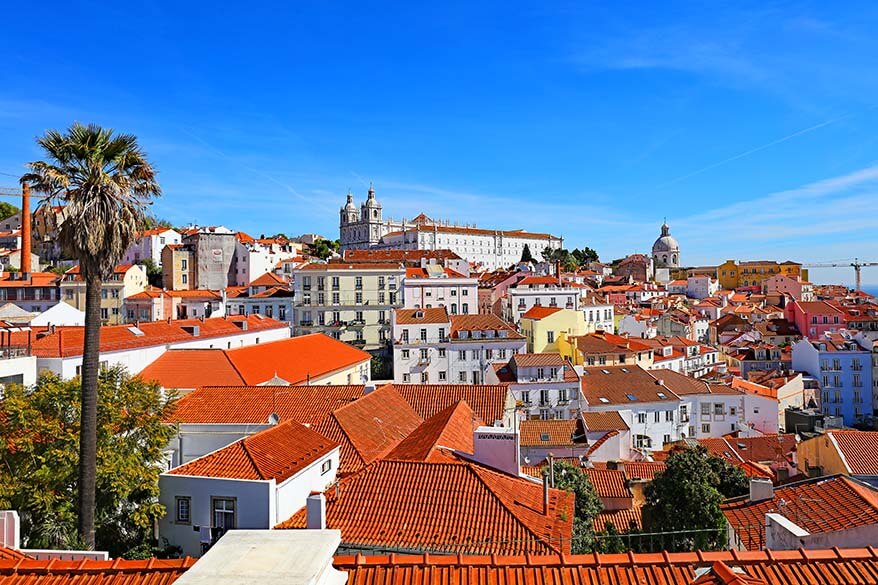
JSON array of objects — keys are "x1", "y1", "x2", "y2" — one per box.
[
  {"x1": 308, "y1": 238, "x2": 339, "y2": 260},
  {"x1": 0, "y1": 368, "x2": 177, "y2": 556},
  {"x1": 22, "y1": 123, "x2": 160, "y2": 548},
  {"x1": 549, "y1": 461, "x2": 603, "y2": 553},
  {"x1": 520, "y1": 244, "x2": 535, "y2": 264},
  {"x1": 595, "y1": 522, "x2": 627, "y2": 553},
  {"x1": 0, "y1": 201, "x2": 20, "y2": 222},
  {"x1": 641, "y1": 446, "x2": 728, "y2": 551},
  {"x1": 706, "y1": 455, "x2": 750, "y2": 498},
  {"x1": 137, "y1": 258, "x2": 164, "y2": 288}
]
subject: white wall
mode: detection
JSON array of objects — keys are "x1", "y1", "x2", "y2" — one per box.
[{"x1": 158, "y1": 475, "x2": 272, "y2": 558}]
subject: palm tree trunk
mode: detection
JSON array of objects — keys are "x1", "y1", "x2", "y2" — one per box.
[{"x1": 78, "y1": 271, "x2": 102, "y2": 549}]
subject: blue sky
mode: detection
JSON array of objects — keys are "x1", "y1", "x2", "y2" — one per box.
[{"x1": 1, "y1": 1, "x2": 878, "y2": 285}]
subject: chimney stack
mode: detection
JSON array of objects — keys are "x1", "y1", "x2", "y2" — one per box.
[
  {"x1": 20, "y1": 183, "x2": 31, "y2": 279},
  {"x1": 306, "y1": 492, "x2": 327, "y2": 529},
  {"x1": 542, "y1": 470, "x2": 550, "y2": 514},
  {"x1": 749, "y1": 477, "x2": 774, "y2": 503}
]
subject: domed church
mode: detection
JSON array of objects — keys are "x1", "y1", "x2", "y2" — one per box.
[{"x1": 652, "y1": 220, "x2": 680, "y2": 269}]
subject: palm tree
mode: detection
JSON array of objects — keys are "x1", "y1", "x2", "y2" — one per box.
[{"x1": 22, "y1": 123, "x2": 160, "y2": 548}]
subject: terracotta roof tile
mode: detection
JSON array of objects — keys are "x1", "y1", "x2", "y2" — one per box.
[
  {"x1": 386, "y1": 401, "x2": 482, "y2": 462},
  {"x1": 0, "y1": 547, "x2": 27, "y2": 561},
  {"x1": 30, "y1": 315, "x2": 286, "y2": 358},
  {"x1": 141, "y1": 334, "x2": 370, "y2": 388},
  {"x1": 333, "y1": 548, "x2": 878, "y2": 585},
  {"x1": 394, "y1": 307, "x2": 449, "y2": 325},
  {"x1": 449, "y1": 314, "x2": 523, "y2": 339},
  {"x1": 584, "y1": 468, "x2": 632, "y2": 499},
  {"x1": 249, "y1": 271, "x2": 287, "y2": 287},
  {"x1": 581, "y1": 411, "x2": 629, "y2": 432},
  {"x1": 721, "y1": 475, "x2": 878, "y2": 549},
  {"x1": 0, "y1": 557, "x2": 195, "y2": 585},
  {"x1": 520, "y1": 306, "x2": 563, "y2": 320},
  {"x1": 581, "y1": 365, "x2": 681, "y2": 405},
  {"x1": 278, "y1": 460, "x2": 574, "y2": 555},
  {"x1": 314, "y1": 385, "x2": 423, "y2": 474},
  {"x1": 165, "y1": 384, "x2": 365, "y2": 425},
  {"x1": 827, "y1": 430, "x2": 878, "y2": 475},
  {"x1": 512, "y1": 353, "x2": 567, "y2": 368},
  {"x1": 519, "y1": 419, "x2": 578, "y2": 447},
  {"x1": 392, "y1": 384, "x2": 510, "y2": 426},
  {"x1": 167, "y1": 420, "x2": 337, "y2": 482},
  {"x1": 593, "y1": 506, "x2": 642, "y2": 532}
]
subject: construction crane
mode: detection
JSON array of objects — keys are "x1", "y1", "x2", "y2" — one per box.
[{"x1": 803, "y1": 258, "x2": 878, "y2": 292}]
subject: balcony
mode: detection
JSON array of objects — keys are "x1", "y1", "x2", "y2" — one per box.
[
  {"x1": 350, "y1": 339, "x2": 367, "y2": 347},
  {"x1": 299, "y1": 320, "x2": 314, "y2": 327},
  {"x1": 349, "y1": 319, "x2": 366, "y2": 327}
]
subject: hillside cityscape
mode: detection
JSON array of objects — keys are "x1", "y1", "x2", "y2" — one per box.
[{"x1": 2, "y1": 2, "x2": 878, "y2": 585}]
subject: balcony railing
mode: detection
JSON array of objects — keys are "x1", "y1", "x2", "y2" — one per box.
[{"x1": 0, "y1": 346, "x2": 30, "y2": 360}]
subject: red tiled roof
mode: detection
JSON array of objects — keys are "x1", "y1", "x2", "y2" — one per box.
[
  {"x1": 722, "y1": 475, "x2": 878, "y2": 549},
  {"x1": 166, "y1": 384, "x2": 365, "y2": 425},
  {"x1": 342, "y1": 249, "x2": 463, "y2": 263},
  {"x1": 0, "y1": 547, "x2": 27, "y2": 561},
  {"x1": 278, "y1": 460, "x2": 574, "y2": 555},
  {"x1": 392, "y1": 384, "x2": 509, "y2": 426},
  {"x1": 584, "y1": 468, "x2": 632, "y2": 499},
  {"x1": 315, "y1": 385, "x2": 423, "y2": 474},
  {"x1": 336, "y1": 548, "x2": 878, "y2": 585},
  {"x1": 249, "y1": 271, "x2": 287, "y2": 287},
  {"x1": 520, "y1": 306, "x2": 563, "y2": 320},
  {"x1": 827, "y1": 430, "x2": 878, "y2": 475},
  {"x1": 621, "y1": 461, "x2": 666, "y2": 481},
  {"x1": 386, "y1": 401, "x2": 482, "y2": 462},
  {"x1": 142, "y1": 334, "x2": 371, "y2": 388},
  {"x1": 0, "y1": 272, "x2": 60, "y2": 288},
  {"x1": 0, "y1": 557, "x2": 195, "y2": 585},
  {"x1": 593, "y1": 506, "x2": 642, "y2": 532},
  {"x1": 395, "y1": 307, "x2": 449, "y2": 325},
  {"x1": 581, "y1": 411, "x2": 629, "y2": 432},
  {"x1": 298, "y1": 262, "x2": 405, "y2": 271},
  {"x1": 581, "y1": 365, "x2": 682, "y2": 405},
  {"x1": 519, "y1": 419, "x2": 577, "y2": 447},
  {"x1": 30, "y1": 315, "x2": 287, "y2": 358},
  {"x1": 449, "y1": 313, "x2": 523, "y2": 339},
  {"x1": 167, "y1": 420, "x2": 336, "y2": 482},
  {"x1": 512, "y1": 353, "x2": 567, "y2": 368}
]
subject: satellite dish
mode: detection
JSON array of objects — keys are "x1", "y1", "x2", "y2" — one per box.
[{"x1": 268, "y1": 412, "x2": 280, "y2": 425}]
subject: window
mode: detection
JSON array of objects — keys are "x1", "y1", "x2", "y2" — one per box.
[
  {"x1": 701, "y1": 403, "x2": 711, "y2": 416},
  {"x1": 100, "y1": 308, "x2": 108, "y2": 320},
  {"x1": 439, "y1": 370, "x2": 447, "y2": 381},
  {"x1": 713, "y1": 403, "x2": 724, "y2": 415},
  {"x1": 559, "y1": 388, "x2": 568, "y2": 402},
  {"x1": 65, "y1": 289, "x2": 73, "y2": 299},
  {"x1": 321, "y1": 459, "x2": 332, "y2": 475},
  {"x1": 355, "y1": 292, "x2": 363, "y2": 304},
  {"x1": 701, "y1": 423, "x2": 711, "y2": 434},
  {"x1": 547, "y1": 331, "x2": 555, "y2": 343},
  {"x1": 458, "y1": 350, "x2": 467, "y2": 360},
  {"x1": 212, "y1": 497, "x2": 236, "y2": 531},
  {"x1": 665, "y1": 410, "x2": 674, "y2": 422},
  {"x1": 420, "y1": 348, "x2": 428, "y2": 361},
  {"x1": 663, "y1": 434, "x2": 671, "y2": 445},
  {"x1": 403, "y1": 373, "x2": 410, "y2": 382},
  {"x1": 421, "y1": 372, "x2": 428, "y2": 383},
  {"x1": 182, "y1": 274, "x2": 188, "y2": 285},
  {"x1": 635, "y1": 435, "x2": 651, "y2": 449},
  {"x1": 637, "y1": 412, "x2": 647, "y2": 424},
  {"x1": 521, "y1": 390, "x2": 530, "y2": 404},
  {"x1": 654, "y1": 411, "x2": 660, "y2": 423},
  {"x1": 355, "y1": 276, "x2": 363, "y2": 290},
  {"x1": 537, "y1": 367, "x2": 544, "y2": 379},
  {"x1": 101, "y1": 289, "x2": 108, "y2": 299},
  {"x1": 438, "y1": 348, "x2": 446, "y2": 358},
  {"x1": 539, "y1": 389, "x2": 550, "y2": 405},
  {"x1": 181, "y1": 259, "x2": 188, "y2": 270},
  {"x1": 420, "y1": 328, "x2": 427, "y2": 342},
  {"x1": 462, "y1": 303, "x2": 469, "y2": 314},
  {"x1": 459, "y1": 371, "x2": 467, "y2": 382},
  {"x1": 175, "y1": 496, "x2": 191, "y2": 524},
  {"x1": 401, "y1": 349, "x2": 410, "y2": 359}
]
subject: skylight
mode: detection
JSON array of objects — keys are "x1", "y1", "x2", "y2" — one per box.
[
  {"x1": 127, "y1": 326, "x2": 145, "y2": 337},
  {"x1": 657, "y1": 392, "x2": 666, "y2": 399},
  {"x1": 626, "y1": 393, "x2": 637, "y2": 401},
  {"x1": 540, "y1": 432, "x2": 550, "y2": 442},
  {"x1": 599, "y1": 397, "x2": 609, "y2": 403}
]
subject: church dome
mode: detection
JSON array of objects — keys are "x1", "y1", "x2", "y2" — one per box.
[
  {"x1": 652, "y1": 222, "x2": 679, "y2": 254},
  {"x1": 343, "y1": 191, "x2": 356, "y2": 212}
]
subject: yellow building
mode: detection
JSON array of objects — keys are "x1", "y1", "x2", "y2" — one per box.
[
  {"x1": 519, "y1": 306, "x2": 586, "y2": 353},
  {"x1": 61, "y1": 264, "x2": 148, "y2": 325},
  {"x1": 797, "y1": 429, "x2": 877, "y2": 479},
  {"x1": 717, "y1": 259, "x2": 808, "y2": 290},
  {"x1": 558, "y1": 330, "x2": 655, "y2": 369}
]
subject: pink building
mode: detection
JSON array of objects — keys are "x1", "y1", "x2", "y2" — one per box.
[
  {"x1": 784, "y1": 300, "x2": 844, "y2": 339},
  {"x1": 763, "y1": 274, "x2": 814, "y2": 301}
]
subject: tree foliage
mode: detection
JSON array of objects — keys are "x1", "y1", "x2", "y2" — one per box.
[
  {"x1": 641, "y1": 446, "x2": 730, "y2": 551},
  {"x1": 137, "y1": 258, "x2": 164, "y2": 288},
  {"x1": 520, "y1": 244, "x2": 535, "y2": 264},
  {"x1": 308, "y1": 238, "x2": 340, "y2": 260},
  {"x1": 707, "y1": 454, "x2": 751, "y2": 498},
  {"x1": 0, "y1": 368, "x2": 177, "y2": 556},
  {"x1": 22, "y1": 123, "x2": 160, "y2": 548},
  {"x1": 541, "y1": 246, "x2": 600, "y2": 268},
  {"x1": 0, "y1": 202, "x2": 20, "y2": 222},
  {"x1": 549, "y1": 461, "x2": 603, "y2": 553}
]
